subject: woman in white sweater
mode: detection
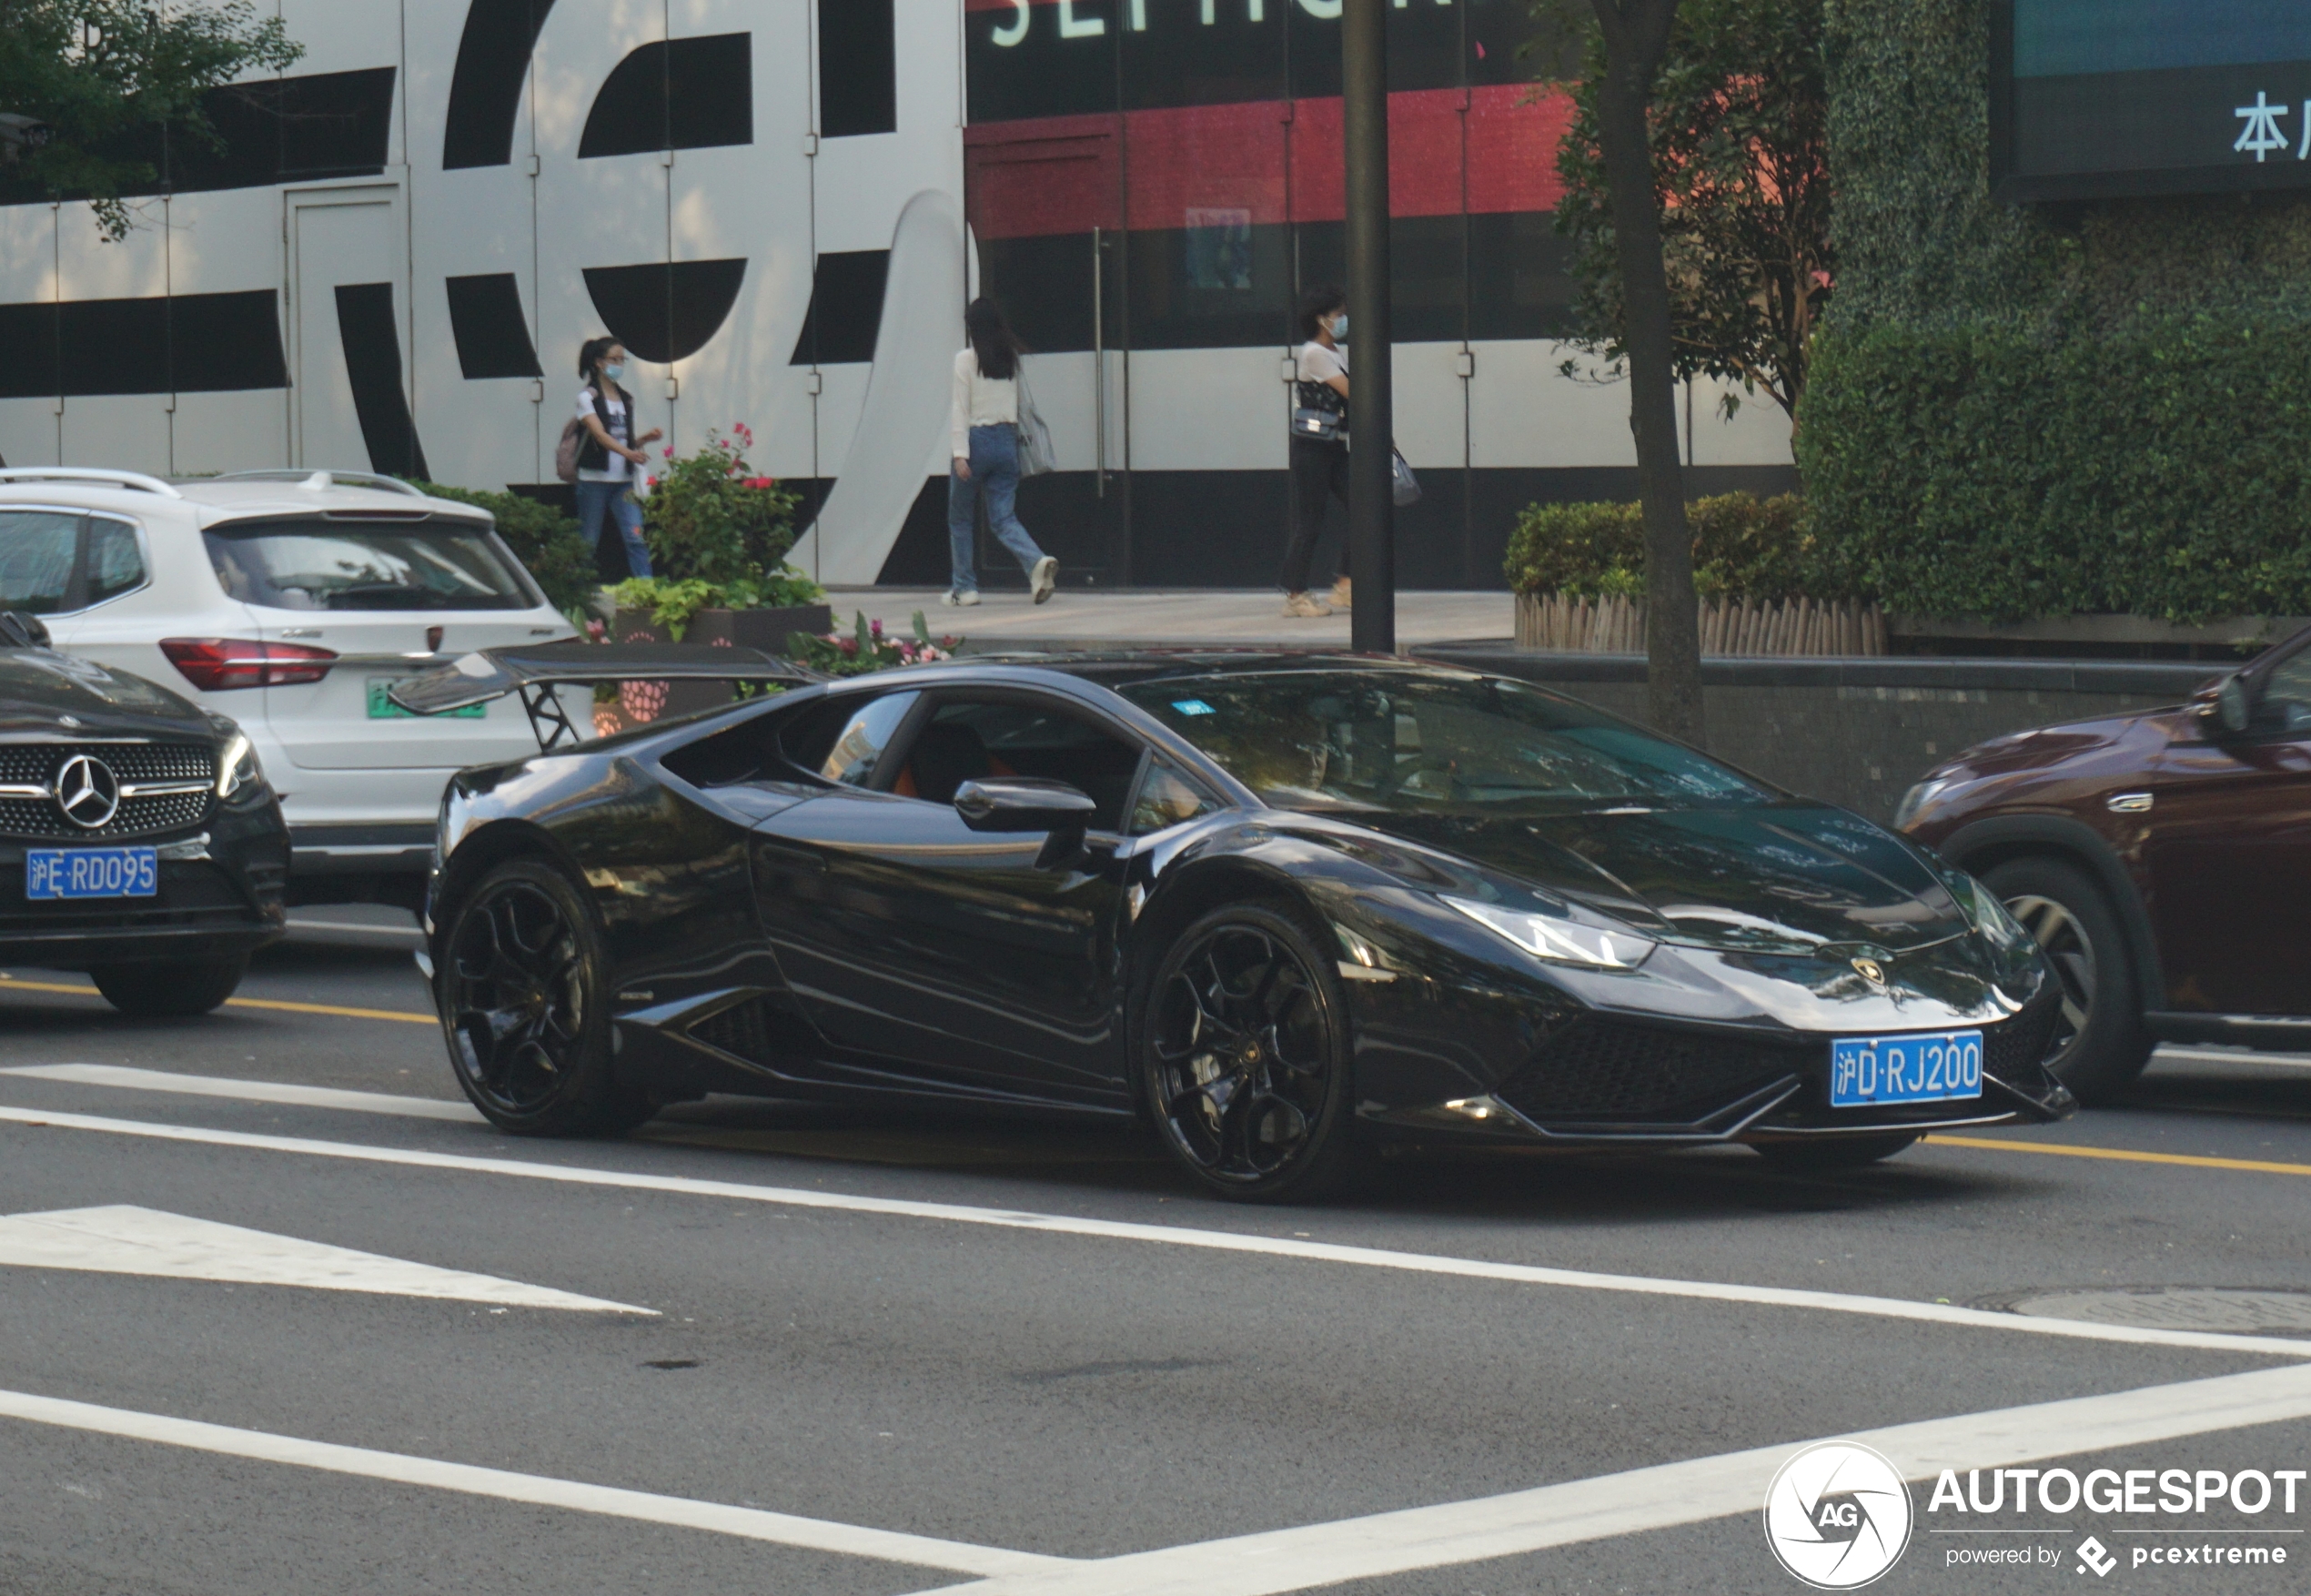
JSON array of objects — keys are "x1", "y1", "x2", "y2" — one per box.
[{"x1": 946, "y1": 298, "x2": 1057, "y2": 606}]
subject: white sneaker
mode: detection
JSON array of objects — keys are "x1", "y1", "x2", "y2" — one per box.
[
  {"x1": 1281, "y1": 591, "x2": 1333, "y2": 618},
  {"x1": 1030, "y1": 556, "x2": 1058, "y2": 604},
  {"x1": 942, "y1": 590, "x2": 981, "y2": 608}
]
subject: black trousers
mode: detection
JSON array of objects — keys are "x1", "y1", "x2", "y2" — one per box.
[{"x1": 1282, "y1": 436, "x2": 1350, "y2": 592}]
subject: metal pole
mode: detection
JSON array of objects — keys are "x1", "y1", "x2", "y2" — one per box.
[{"x1": 1342, "y1": 0, "x2": 1394, "y2": 653}]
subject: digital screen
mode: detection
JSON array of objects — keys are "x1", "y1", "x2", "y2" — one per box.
[{"x1": 1996, "y1": 0, "x2": 2311, "y2": 199}]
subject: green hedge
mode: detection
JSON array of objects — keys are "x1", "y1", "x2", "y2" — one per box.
[
  {"x1": 1798, "y1": 317, "x2": 2311, "y2": 622},
  {"x1": 1504, "y1": 491, "x2": 1862, "y2": 602},
  {"x1": 408, "y1": 481, "x2": 599, "y2": 620}
]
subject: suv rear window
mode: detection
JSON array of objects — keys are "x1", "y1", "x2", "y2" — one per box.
[{"x1": 204, "y1": 517, "x2": 539, "y2": 611}]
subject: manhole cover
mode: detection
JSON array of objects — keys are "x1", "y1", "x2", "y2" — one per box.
[{"x1": 1999, "y1": 1287, "x2": 2311, "y2": 1335}]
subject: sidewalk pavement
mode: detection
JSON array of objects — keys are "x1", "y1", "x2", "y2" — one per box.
[{"x1": 819, "y1": 588, "x2": 1514, "y2": 652}]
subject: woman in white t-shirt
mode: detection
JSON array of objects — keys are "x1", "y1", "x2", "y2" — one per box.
[
  {"x1": 573, "y1": 337, "x2": 662, "y2": 579},
  {"x1": 945, "y1": 298, "x2": 1056, "y2": 607},
  {"x1": 1281, "y1": 284, "x2": 1351, "y2": 618}
]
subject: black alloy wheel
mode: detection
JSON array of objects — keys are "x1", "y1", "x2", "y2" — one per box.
[
  {"x1": 1142, "y1": 904, "x2": 1359, "y2": 1203},
  {"x1": 1753, "y1": 1132, "x2": 1919, "y2": 1172},
  {"x1": 89, "y1": 954, "x2": 248, "y2": 1017},
  {"x1": 439, "y1": 858, "x2": 652, "y2": 1136},
  {"x1": 1980, "y1": 855, "x2": 2152, "y2": 1104}
]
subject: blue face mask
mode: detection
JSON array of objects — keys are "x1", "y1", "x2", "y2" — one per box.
[
  {"x1": 603, "y1": 362, "x2": 626, "y2": 381},
  {"x1": 1330, "y1": 313, "x2": 1348, "y2": 343}
]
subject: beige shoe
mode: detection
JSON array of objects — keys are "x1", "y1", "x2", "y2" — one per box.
[
  {"x1": 1281, "y1": 591, "x2": 1333, "y2": 618},
  {"x1": 1330, "y1": 575, "x2": 1352, "y2": 608}
]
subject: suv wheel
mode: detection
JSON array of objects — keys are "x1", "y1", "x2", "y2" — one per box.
[{"x1": 1981, "y1": 856, "x2": 2152, "y2": 1104}]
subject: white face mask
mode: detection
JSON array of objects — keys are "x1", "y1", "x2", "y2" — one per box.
[{"x1": 603, "y1": 361, "x2": 626, "y2": 381}]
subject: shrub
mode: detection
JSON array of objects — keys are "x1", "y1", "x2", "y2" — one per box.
[
  {"x1": 641, "y1": 423, "x2": 802, "y2": 590},
  {"x1": 407, "y1": 480, "x2": 597, "y2": 619},
  {"x1": 1799, "y1": 317, "x2": 2311, "y2": 622},
  {"x1": 1504, "y1": 492, "x2": 1862, "y2": 602}
]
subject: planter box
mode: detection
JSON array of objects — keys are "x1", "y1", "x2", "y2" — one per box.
[
  {"x1": 1515, "y1": 591, "x2": 1887, "y2": 656},
  {"x1": 607, "y1": 604, "x2": 834, "y2": 723}
]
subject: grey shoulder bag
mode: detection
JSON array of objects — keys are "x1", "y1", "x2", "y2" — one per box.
[{"x1": 1014, "y1": 368, "x2": 1057, "y2": 478}]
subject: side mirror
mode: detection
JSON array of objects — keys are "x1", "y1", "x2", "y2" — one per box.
[
  {"x1": 954, "y1": 777, "x2": 1096, "y2": 834},
  {"x1": 2217, "y1": 672, "x2": 2255, "y2": 734},
  {"x1": 0, "y1": 611, "x2": 49, "y2": 649}
]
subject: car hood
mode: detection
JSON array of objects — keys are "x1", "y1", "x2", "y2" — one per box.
[
  {"x1": 0, "y1": 648, "x2": 216, "y2": 740},
  {"x1": 1352, "y1": 804, "x2": 1968, "y2": 955}
]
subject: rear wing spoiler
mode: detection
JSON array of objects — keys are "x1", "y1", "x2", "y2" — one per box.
[{"x1": 387, "y1": 641, "x2": 822, "y2": 751}]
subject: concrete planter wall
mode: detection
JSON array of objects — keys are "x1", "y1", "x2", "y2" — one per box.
[{"x1": 1419, "y1": 645, "x2": 2218, "y2": 823}]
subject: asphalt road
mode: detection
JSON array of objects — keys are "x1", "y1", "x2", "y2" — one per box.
[{"x1": 4, "y1": 914, "x2": 2311, "y2": 1594}]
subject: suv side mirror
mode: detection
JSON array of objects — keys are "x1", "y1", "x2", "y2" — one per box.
[{"x1": 2216, "y1": 672, "x2": 2255, "y2": 734}]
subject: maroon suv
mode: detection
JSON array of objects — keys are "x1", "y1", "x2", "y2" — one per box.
[{"x1": 1899, "y1": 623, "x2": 2311, "y2": 1102}]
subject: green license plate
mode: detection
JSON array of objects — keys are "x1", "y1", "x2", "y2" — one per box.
[{"x1": 368, "y1": 677, "x2": 485, "y2": 719}]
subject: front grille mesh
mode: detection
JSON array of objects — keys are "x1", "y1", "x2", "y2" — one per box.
[
  {"x1": 0, "y1": 742, "x2": 214, "y2": 839},
  {"x1": 1499, "y1": 1019, "x2": 1810, "y2": 1124},
  {"x1": 1986, "y1": 986, "x2": 2064, "y2": 1077}
]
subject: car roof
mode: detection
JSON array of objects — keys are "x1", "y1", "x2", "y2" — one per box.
[{"x1": 0, "y1": 469, "x2": 492, "y2": 530}]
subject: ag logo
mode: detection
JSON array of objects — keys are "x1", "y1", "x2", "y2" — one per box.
[{"x1": 1763, "y1": 1440, "x2": 1912, "y2": 1589}]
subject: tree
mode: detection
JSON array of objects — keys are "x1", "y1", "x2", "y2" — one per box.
[
  {"x1": 1562, "y1": 0, "x2": 1705, "y2": 743},
  {"x1": 0, "y1": 1, "x2": 302, "y2": 241},
  {"x1": 1555, "y1": 0, "x2": 1831, "y2": 423}
]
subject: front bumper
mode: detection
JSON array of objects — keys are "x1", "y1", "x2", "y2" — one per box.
[{"x1": 0, "y1": 810, "x2": 288, "y2": 972}]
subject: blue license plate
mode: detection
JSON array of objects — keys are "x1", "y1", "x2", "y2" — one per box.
[
  {"x1": 26, "y1": 847, "x2": 159, "y2": 901},
  {"x1": 1830, "y1": 1029, "x2": 1983, "y2": 1107}
]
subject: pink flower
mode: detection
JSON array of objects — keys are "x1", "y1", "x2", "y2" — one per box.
[
  {"x1": 837, "y1": 636, "x2": 858, "y2": 655},
  {"x1": 742, "y1": 476, "x2": 775, "y2": 490},
  {"x1": 869, "y1": 618, "x2": 883, "y2": 638},
  {"x1": 584, "y1": 619, "x2": 605, "y2": 641},
  {"x1": 662, "y1": 446, "x2": 674, "y2": 459}
]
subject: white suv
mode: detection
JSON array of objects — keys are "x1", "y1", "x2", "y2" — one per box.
[{"x1": 0, "y1": 468, "x2": 580, "y2": 908}]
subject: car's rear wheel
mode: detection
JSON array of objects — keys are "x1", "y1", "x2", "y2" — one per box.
[
  {"x1": 438, "y1": 858, "x2": 653, "y2": 1136},
  {"x1": 1753, "y1": 1133, "x2": 1919, "y2": 1172},
  {"x1": 1980, "y1": 856, "x2": 2152, "y2": 1104},
  {"x1": 1141, "y1": 904, "x2": 1361, "y2": 1203},
  {"x1": 89, "y1": 955, "x2": 248, "y2": 1017}
]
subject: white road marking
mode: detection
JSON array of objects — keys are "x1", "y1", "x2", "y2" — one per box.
[
  {"x1": 5, "y1": 1104, "x2": 2310, "y2": 1359},
  {"x1": 0, "y1": 1205, "x2": 647, "y2": 1313},
  {"x1": 2155, "y1": 1045, "x2": 2311, "y2": 1070},
  {"x1": 0, "y1": 1065, "x2": 479, "y2": 1122},
  {"x1": 0, "y1": 1387, "x2": 1068, "y2": 1578},
  {"x1": 909, "y1": 1362, "x2": 2311, "y2": 1596}
]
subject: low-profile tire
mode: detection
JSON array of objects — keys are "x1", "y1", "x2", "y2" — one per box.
[
  {"x1": 88, "y1": 955, "x2": 248, "y2": 1017},
  {"x1": 437, "y1": 857, "x2": 654, "y2": 1137},
  {"x1": 1752, "y1": 1133, "x2": 1919, "y2": 1172},
  {"x1": 1139, "y1": 902, "x2": 1362, "y2": 1204},
  {"x1": 1980, "y1": 855, "x2": 2152, "y2": 1105}
]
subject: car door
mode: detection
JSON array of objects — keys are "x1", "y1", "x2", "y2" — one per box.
[
  {"x1": 751, "y1": 686, "x2": 1143, "y2": 1105},
  {"x1": 2143, "y1": 642, "x2": 2311, "y2": 1015}
]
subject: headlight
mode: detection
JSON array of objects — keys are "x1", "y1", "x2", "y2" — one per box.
[
  {"x1": 216, "y1": 731, "x2": 264, "y2": 799},
  {"x1": 1442, "y1": 894, "x2": 1656, "y2": 970},
  {"x1": 1893, "y1": 776, "x2": 1954, "y2": 831}
]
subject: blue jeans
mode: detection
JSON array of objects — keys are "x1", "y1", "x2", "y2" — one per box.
[
  {"x1": 947, "y1": 424, "x2": 1046, "y2": 594},
  {"x1": 577, "y1": 480, "x2": 651, "y2": 579}
]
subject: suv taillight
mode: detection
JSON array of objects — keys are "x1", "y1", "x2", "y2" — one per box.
[{"x1": 159, "y1": 638, "x2": 338, "y2": 692}]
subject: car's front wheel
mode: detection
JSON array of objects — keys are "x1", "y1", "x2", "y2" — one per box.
[
  {"x1": 89, "y1": 955, "x2": 248, "y2": 1017},
  {"x1": 438, "y1": 858, "x2": 654, "y2": 1137},
  {"x1": 1140, "y1": 904, "x2": 1361, "y2": 1203},
  {"x1": 1980, "y1": 856, "x2": 2152, "y2": 1104}
]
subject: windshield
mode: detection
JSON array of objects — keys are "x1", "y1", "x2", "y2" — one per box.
[
  {"x1": 205, "y1": 518, "x2": 538, "y2": 611},
  {"x1": 1117, "y1": 670, "x2": 1772, "y2": 813}
]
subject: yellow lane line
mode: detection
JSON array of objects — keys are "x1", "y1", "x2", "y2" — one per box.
[
  {"x1": 1929, "y1": 1133, "x2": 2311, "y2": 1178},
  {"x1": 0, "y1": 975, "x2": 434, "y2": 1026}
]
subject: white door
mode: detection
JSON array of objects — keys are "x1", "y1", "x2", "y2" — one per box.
[{"x1": 288, "y1": 188, "x2": 405, "y2": 473}]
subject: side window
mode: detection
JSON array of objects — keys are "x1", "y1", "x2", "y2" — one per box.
[
  {"x1": 782, "y1": 691, "x2": 919, "y2": 786},
  {"x1": 85, "y1": 518, "x2": 146, "y2": 606},
  {"x1": 2262, "y1": 650, "x2": 2311, "y2": 733},
  {"x1": 0, "y1": 511, "x2": 83, "y2": 613},
  {"x1": 1130, "y1": 758, "x2": 1218, "y2": 835},
  {"x1": 891, "y1": 697, "x2": 1144, "y2": 831}
]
